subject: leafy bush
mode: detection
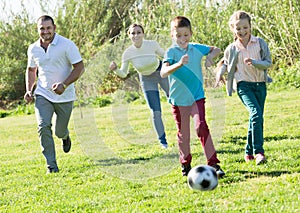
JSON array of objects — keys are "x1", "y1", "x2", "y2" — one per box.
[
  {"x1": 272, "y1": 61, "x2": 300, "y2": 89},
  {"x1": 0, "y1": 17, "x2": 35, "y2": 101},
  {"x1": 0, "y1": 0, "x2": 299, "y2": 106},
  {"x1": 0, "y1": 110, "x2": 8, "y2": 118},
  {"x1": 92, "y1": 96, "x2": 113, "y2": 108}
]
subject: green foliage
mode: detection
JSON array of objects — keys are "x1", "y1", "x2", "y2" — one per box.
[
  {"x1": 55, "y1": 0, "x2": 136, "y2": 58},
  {"x1": 0, "y1": 110, "x2": 8, "y2": 118},
  {"x1": 0, "y1": 17, "x2": 36, "y2": 101},
  {"x1": 0, "y1": 102, "x2": 34, "y2": 118},
  {"x1": 0, "y1": 0, "x2": 300, "y2": 105},
  {"x1": 92, "y1": 96, "x2": 113, "y2": 107},
  {"x1": 11, "y1": 103, "x2": 35, "y2": 116},
  {"x1": 271, "y1": 61, "x2": 300, "y2": 89}
]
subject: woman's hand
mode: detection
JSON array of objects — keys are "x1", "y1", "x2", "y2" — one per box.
[{"x1": 109, "y1": 61, "x2": 117, "y2": 71}]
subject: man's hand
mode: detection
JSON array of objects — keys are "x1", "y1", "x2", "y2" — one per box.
[
  {"x1": 52, "y1": 82, "x2": 66, "y2": 95},
  {"x1": 24, "y1": 91, "x2": 33, "y2": 103}
]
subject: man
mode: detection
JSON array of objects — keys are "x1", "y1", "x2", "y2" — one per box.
[{"x1": 24, "y1": 15, "x2": 85, "y2": 174}]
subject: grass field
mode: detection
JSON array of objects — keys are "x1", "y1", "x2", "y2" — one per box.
[{"x1": 0, "y1": 87, "x2": 299, "y2": 212}]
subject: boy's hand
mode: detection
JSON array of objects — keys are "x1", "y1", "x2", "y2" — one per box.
[
  {"x1": 205, "y1": 55, "x2": 214, "y2": 67},
  {"x1": 179, "y1": 54, "x2": 189, "y2": 66}
]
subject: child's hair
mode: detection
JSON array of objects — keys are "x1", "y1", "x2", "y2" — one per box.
[
  {"x1": 127, "y1": 23, "x2": 144, "y2": 35},
  {"x1": 171, "y1": 16, "x2": 192, "y2": 32},
  {"x1": 228, "y1": 11, "x2": 251, "y2": 40}
]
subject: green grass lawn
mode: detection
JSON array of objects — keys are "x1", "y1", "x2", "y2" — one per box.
[{"x1": 0, "y1": 87, "x2": 299, "y2": 212}]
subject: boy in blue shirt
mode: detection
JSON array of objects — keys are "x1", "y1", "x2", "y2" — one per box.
[{"x1": 161, "y1": 16, "x2": 225, "y2": 177}]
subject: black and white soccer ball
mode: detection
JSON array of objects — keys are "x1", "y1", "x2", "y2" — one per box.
[{"x1": 187, "y1": 165, "x2": 218, "y2": 191}]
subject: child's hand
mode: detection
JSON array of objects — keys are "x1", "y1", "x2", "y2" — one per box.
[
  {"x1": 205, "y1": 55, "x2": 214, "y2": 68},
  {"x1": 244, "y1": 58, "x2": 252, "y2": 65},
  {"x1": 109, "y1": 61, "x2": 117, "y2": 71},
  {"x1": 214, "y1": 76, "x2": 226, "y2": 88},
  {"x1": 179, "y1": 54, "x2": 189, "y2": 66}
]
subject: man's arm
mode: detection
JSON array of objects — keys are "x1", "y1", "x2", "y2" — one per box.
[
  {"x1": 24, "y1": 67, "x2": 37, "y2": 103},
  {"x1": 52, "y1": 61, "x2": 85, "y2": 95}
]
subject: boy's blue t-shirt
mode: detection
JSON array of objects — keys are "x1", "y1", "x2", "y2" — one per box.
[{"x1": 163, "y1": 43, "x2": 211, "y2": 106}]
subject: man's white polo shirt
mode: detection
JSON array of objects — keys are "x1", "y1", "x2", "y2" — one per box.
[{"x1": 27, "y1": 33, "x2": 82, "y2": 103}]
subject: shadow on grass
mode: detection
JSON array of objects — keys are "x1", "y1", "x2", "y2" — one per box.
[
  {"x1": 221, "y1": 169, "x2": 298, "y2": 185},
  {"x1": 264, "y1": 134, "x2": 300, "y2": 142},
  {"x1": 95, "y1": 153, "x2": 178, "y2": 167},
  {"x1": 238, "y1": 170, "x2": 293, "y2": 179},
  {"x1": 219, "y1": 134, "x2": 300, "y2": 144}
]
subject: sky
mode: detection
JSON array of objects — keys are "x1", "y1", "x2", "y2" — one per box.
[{"x1": 0, "y1": 0, "x2": 62, "y2": 23}]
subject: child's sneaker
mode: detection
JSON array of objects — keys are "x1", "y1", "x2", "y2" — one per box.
[
  {"x1": 181, "y1": 164, "x2": 191, "y2": 176},
  {"x1": 160, "y1": 141, "x2": 168, "y2": 149},
  {"x1": 211, "y1": 164, "x2": 225, "y2": 178},
  {"x1": 244, "y1": 155, "x2": 254, "y2": 162},
  {"x1": 255, "y1": 153, "x2": 267, "y2": 165}
]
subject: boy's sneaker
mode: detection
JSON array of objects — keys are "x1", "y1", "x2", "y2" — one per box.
[
  {"x1": 244, "y1": 155, "x2": 255, "y2": 162},
  {"x1": 255, "y1": 153, "x2": 267, "y2": 165},
  {"x1": 160, "y1": 141, "x2": 168, "y2": 149},
  {"x1": 181, "y1": 164, "x2": 191, "y2": 176},
  {"x1": 211, "y1": 164, "x2": 225, "y2": 178}
]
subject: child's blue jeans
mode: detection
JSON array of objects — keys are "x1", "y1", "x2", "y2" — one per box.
[{"x1": 237, "y1": 81, "x2": 266, "y2": 155}]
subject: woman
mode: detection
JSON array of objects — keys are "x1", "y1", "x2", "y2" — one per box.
[{"x1": 109, "y1": 24, "x2": 169, "y2": 148}]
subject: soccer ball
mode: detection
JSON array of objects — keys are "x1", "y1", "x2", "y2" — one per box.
[{"x1": 187, "y1": 165, "x2": 218, "y2": 191}]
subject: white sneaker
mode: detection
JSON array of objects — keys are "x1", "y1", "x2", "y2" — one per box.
[{"x1": 161, "y1": 143, "x2": 168, "y2": 149}]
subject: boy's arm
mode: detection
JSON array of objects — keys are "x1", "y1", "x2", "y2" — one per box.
[
  {"x1": 161, "y1": 54, "x2": 188, "y2": 78},
  {"x1": 205, "y1": 47, "x2": 221, "y2": 68}
]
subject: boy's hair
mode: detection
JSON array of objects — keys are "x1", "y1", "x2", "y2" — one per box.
[
  {"x1": 37, "y1": 15, "x2": 55, "y2": 25},
  {"x1": 127, "y1": 23, "x2": 144, "y2": 35},
  {"x1": 171, "y1": 16, "x2": 192, "y2": 32},
  {"x1": 228, "y1": 10, "x2": 251, "y2": 32}
]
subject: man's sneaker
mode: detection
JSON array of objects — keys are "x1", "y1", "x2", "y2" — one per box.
[
  {"x1": 211, "y1": 164, "x2": 225, "y2": 178},
  {"x1": 181, "y1": 164, "x2": 191, "y2": 176},
  {"x1": 46, "y1": 167, "x2": 59, "y2": 174},
  {"x1": 255, "y1": 153, "x2": 267, "y2": 165},
  {"x1": 244, "y1": 155, "x2": 255, "y2": 162},
  {"x1": 63, "y1": 136, "x2": 71, "y2": 153}
]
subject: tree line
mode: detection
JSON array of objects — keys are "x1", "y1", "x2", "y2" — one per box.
[{"x1": 0, "y1": 0, "x2": 299, "y2": 107}]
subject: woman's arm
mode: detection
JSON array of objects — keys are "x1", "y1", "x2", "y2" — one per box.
[{"x1": 109, "y1": 60, "x2": 129, "y2": 78}]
